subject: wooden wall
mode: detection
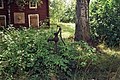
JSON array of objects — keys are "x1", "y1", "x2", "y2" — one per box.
[
  {"x1": 0, "y1": 0, "x2": 49, "y2": 28},
  {"x1": 0, "y1": 1, "x2": 8, "y2": 26}
]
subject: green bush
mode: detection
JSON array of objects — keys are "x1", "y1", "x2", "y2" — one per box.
[
  {"x1": 90, "y1": 0, "x2": 120, "y2": 47},
  {"x1": 0, "y1": 27, "x2": 99, "y2": 80}
]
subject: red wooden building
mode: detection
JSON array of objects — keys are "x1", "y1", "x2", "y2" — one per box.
[{"x1": 0, "y1": 0, "x2": 49, "y2": 28}]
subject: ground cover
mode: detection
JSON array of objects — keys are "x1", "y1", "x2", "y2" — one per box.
[{"x1": 0, "y1": 23, "x2": 120, "y2": 80}]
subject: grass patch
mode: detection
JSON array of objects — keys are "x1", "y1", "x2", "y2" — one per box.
[{"x1": 50, "y1": 23, "x2": 75, "y2": 39}]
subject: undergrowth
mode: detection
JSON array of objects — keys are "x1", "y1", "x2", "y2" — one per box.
[{"x1": 0, "y1": 27, "x2": 120, "y2": 80}]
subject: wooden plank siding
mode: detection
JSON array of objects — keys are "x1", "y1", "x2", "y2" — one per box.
[
  {"x1": 0, "y1": 0, "x2": 49, "y2": 28},
  {"x1": 0, "y1": 1, "x2": 8, "y2": 26}
]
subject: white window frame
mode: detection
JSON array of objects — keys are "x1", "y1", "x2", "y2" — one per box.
[
  {"x1": 0, "y1": 0, "x2": 4, "y2": 9},
  {"x1": 28, "y1": 14, "x2": 39, "y2": 27},
  {"x1": 29, "y1": 2, "x2": 37, "y2": 9},
  {"x1": 0, "y1": 15, "x2": 6, "y2": 27}
]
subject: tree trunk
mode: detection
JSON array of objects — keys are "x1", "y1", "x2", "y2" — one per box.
[{"x1": 74, "y1": 0, "x2": 90, "y2": 42}]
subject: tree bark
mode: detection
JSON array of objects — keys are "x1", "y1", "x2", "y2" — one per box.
[{"x1": 74, "y1": 0, "x2": 90, "y2": 42}]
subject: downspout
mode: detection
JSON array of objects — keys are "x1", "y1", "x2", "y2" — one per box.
[
  {"x1": 47, "y1": 0, "x2": 50, "y2": 26},
  {"x1": 7, "y1": 0, "x2": 11, "y2": 27}
]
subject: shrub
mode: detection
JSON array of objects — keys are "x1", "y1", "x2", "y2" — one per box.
[
  {"x1": 0, "y1": 27, "x2": 99, "y2": 80},
  {"x1": 90, "y1": 0, "x2": 120, "y2": 47}
]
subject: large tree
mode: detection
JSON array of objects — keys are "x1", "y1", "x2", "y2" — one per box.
[{"x1": 74, "y1": 0, "x2": 90, "y2": 42}]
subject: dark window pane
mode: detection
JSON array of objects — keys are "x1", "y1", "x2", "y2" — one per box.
[{"x1": 0, "y1": 0, "x2": 3, "y2": 7}]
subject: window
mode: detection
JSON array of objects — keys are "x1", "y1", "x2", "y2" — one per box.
[
  {"x1": 0, "y1": 0, "x2": 4, "y2": 9},
  {"x1": 0, "y1": 15, "x2": 6, "y2": 27},
  {"x1": 14, "y1": 12, "x2": 25, "y2": 24},
  {"x1": 29, "y1": 2, "x2": 37, "y2": 9},
  {"x1": 28, "y1": 14, "x2": 39, "y2": 27}
]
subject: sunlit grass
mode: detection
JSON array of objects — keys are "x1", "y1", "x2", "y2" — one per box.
[
  {"x1": 97, "y1": 43, "x2": 120, "y2": 55},
  {"x1": 50, "y1": 22, "x2": 75, "y2": 38}
]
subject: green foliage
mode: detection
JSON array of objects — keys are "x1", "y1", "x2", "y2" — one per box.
[
  {"x1": 90, "y1": 0, "x2": 120, "y2": 47},
  {"x1": 49, "y1": 0, "x2": 75, "y2": 23},
  {"x1": 0, "y1": 27, "x2": 99, "y2": 79},
  {"x1": 7, "y1": 0, "x2": 42, "y2": 9},
  {"x1": 49, "y1": 0, "x2": 66, "y2": 23},
  {"x1": 60, "y1": 0, "x2": 76, "y2": 23},
  {"x1": 60, "y1": 3, "x2": 76, "y2": 23}
]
